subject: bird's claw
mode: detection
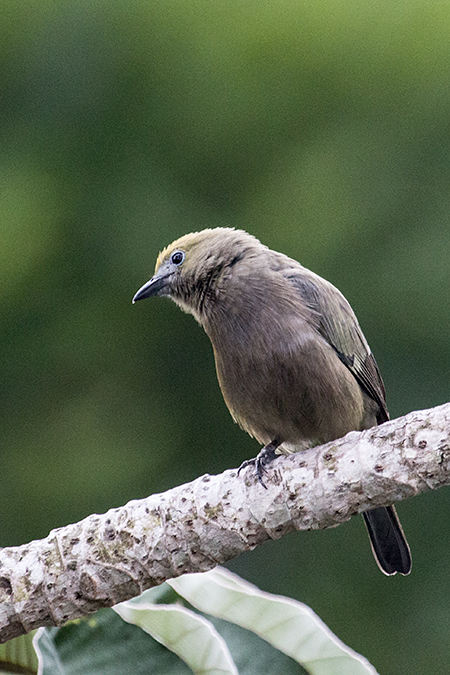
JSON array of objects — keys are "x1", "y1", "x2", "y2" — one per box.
[
  {"x1": 237, "y1": 457, "x2": 256, "y2": 475},
  {"x1": 237, "y1": 440, "x2": 280, "y2": 489},
  {"x1": 237, "y1": 456, "x2": 268, "y2": 488}
]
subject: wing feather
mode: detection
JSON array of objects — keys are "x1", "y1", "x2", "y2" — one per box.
[{"x1": 287, "y1": 270, "x2": 389, "y2": 424}]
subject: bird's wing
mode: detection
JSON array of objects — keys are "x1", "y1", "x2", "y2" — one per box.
[{"x1": 287, "y1": 269, "x2": 389, "y2": 423}]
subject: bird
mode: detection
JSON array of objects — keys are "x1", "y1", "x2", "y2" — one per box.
[{"x1": 133, "y1": 227, "x2": 411, "y2": 576}]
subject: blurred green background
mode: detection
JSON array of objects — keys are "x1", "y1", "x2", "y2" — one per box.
[{"x1": 1, "y1": 0, "x2": 450, "y2": 672}]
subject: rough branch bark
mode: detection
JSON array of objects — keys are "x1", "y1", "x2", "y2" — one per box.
[{"x1": 0, "y1": 402, "x2": 449, "y2": 643}]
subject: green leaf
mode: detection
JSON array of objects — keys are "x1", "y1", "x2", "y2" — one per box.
[
  {"x1": 114, "y1": 601, "x2": 239, "y2": 675},
  {"x1": 119, "y1": 582, "x2": 307, "y2": 674},
  {"x1": 200, "y1": 616, "x2": 308, "y2": 675},
  {"x1": 0, "y1": 631, "x2": 38, "y2": 674},
  {"x1": 33, "y1": 629, "x2": 64, "y2": 675},
  {"x1": 167, "y1": 568, "x2": 379, "y2": 675},
  {"x1": 33, "y1": 609, "x2": 191, "y2": 675}
]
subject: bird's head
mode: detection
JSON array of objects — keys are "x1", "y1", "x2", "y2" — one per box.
[{"x1": 132, "y1": 228, "x2": 265, "y2": 321}]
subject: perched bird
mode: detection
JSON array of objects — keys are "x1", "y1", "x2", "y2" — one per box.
[{"x1": 133, "y1": 228, "x2": 411, "y2": 576}]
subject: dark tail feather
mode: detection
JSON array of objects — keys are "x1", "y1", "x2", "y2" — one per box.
[{"x1": 363, "y1": 506, "x2": 411, "y2": 576}]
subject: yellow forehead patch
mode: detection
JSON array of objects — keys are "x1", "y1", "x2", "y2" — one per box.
[
  {"x1": 154, "y1": 235, "x2": 190, "y2": 272},
  {"x1": 153, "y1": 227, "x2": 257, "y2": 274},
  {"x1": 154, "y1": 229, "x2": 219, "y2": 272}
]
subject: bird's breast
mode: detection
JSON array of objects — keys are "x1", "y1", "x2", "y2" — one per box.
[{"x1": 209, "y1": 319, "x2": 367, "y2": 449}]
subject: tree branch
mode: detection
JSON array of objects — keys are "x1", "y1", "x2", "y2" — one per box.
[{"x1": 1, "y1": 402, "x2": 449, "y2": 643}]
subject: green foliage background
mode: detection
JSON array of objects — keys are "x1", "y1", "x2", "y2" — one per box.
[{"x1": 1, "y1": 1, "x2": 449, "y2": 672}]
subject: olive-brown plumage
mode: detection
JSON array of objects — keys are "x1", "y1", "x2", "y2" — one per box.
[{"x1": 133, "y1": 228, "x2": 411, "y2": 576}]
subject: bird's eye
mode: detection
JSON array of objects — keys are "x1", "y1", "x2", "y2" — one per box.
[{"x1": 171, "y1": 250, "x2": 185, "y2": 266}]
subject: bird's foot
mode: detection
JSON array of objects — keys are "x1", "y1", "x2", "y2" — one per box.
[{"x1": 237, "y1": 440, "x2": 281, "y2": 489}]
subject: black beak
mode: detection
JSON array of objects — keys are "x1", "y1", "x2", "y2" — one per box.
[{"x1": 132, "y1": 273, "x2": 171, "y2": 303}]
